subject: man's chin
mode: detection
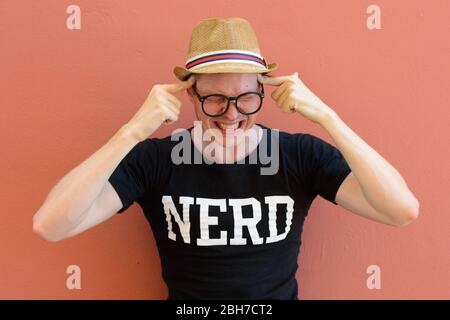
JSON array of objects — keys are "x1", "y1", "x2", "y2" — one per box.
[{"x1": 210, "y1": 126, "x2": 249, "y2": 147}]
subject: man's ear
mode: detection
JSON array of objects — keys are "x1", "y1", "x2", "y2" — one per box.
[
  {"x1": 186, "y1": 74, "x2": 198, "y2": 103},
  {"x1": 186, "y1": 87, "x2": 194, "y2": 103}
]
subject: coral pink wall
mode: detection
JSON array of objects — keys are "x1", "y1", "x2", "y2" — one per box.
[{"x1": 1, "y1": 0, "x2": 449, "y2": 299}]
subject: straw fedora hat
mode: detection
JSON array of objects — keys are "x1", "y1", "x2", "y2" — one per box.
[{"x1": 173, "y1": 17, "x2": 278, "y2": 81}]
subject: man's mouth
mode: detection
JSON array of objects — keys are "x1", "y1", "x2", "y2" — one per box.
[{"x1": 212, "y1": 120, "x2": 245, "y2": 134}]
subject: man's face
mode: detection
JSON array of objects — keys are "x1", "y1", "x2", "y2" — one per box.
[{"x1": 187, "y1": 73, "x2": 261, "y2": 147}]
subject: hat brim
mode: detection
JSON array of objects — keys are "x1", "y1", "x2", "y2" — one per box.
[{"x1": 173, "y1": 62, "x2": 278, "y2": 81}]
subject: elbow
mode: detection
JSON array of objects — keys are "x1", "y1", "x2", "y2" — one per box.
[
  {"x1": 32, "y1": 217, "x2": 65, "y2": 243},
  {"x1": 393, "y1": 198, "x2": 420, "y2": 227}
]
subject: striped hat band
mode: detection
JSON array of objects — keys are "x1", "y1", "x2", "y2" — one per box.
[{"x1": 185, "y1": 50, "x2": 267, "y2": 71}]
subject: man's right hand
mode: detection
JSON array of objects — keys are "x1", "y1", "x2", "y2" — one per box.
[{"x1": 125, "y1": 75, "x2": 196, "y2": 142}]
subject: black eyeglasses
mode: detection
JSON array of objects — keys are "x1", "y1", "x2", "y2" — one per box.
[{"x1": 192, "y1": 82, "x2": 265, "y2": 117}]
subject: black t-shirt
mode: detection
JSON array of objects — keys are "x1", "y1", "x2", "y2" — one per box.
[{"x1": 108, "y1": 124, "x2": 351, "y2": 300}]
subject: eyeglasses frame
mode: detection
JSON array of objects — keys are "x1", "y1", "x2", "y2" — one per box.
[{"x1": 191, "y1": 81, "x2": 265, "y2": 117}]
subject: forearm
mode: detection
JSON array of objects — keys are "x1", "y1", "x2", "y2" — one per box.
[
  {"x1": 319, "y1": 111, "x2": 419, "y2": 217},
  {"x1": 33, "y1": 124, "x2": 139, "y2": 236}
]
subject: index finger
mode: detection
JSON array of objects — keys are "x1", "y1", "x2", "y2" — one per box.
[
  {"x1": 162, "y1": 75, "x2": 196, "y2": 93},
  {"x1": 257, "y1": 73, "x2": 294, "y2": 86}
]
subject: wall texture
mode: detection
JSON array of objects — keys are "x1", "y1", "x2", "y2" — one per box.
[{"x1": 1, "y1": 0, "x2": 449, "y2": 299}]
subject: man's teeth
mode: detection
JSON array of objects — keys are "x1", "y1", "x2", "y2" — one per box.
[{"x1": 216, "y1": 122, "x2": 240, "y2": 130}]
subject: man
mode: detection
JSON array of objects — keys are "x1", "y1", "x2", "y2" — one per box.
[{"x1": 32, "y1": 17, "x2": 419, "y2": 300}]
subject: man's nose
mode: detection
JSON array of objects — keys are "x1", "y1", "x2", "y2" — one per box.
[{"x1": 223, "y1": 99, "x2": 240, "y2": 120}]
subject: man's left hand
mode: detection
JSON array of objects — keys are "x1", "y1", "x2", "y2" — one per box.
[{"x1": 257, "y1": 72, "x2": 336, "y2": 124}]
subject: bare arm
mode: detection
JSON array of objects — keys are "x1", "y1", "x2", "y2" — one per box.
[
  {"x1": 322, "y1": 112, "x2": 419, "y2": 226},
  {"x1": 257, "y1": 72, "x2": 419, "y2": 227},
  {"x1": 32, "y1": 76, "x2": 196, "y2": 242},
  {"x1": 32, "y1": 126, "x2": 139, "y2": 242}
]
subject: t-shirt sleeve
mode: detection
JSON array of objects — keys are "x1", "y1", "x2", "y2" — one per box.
[
  {"x1": 298, "y1": 133, "x2": 352, "y2": 205},
  {"x1": 108, "y1": 139, "x2": 158, "y2": 214}
]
